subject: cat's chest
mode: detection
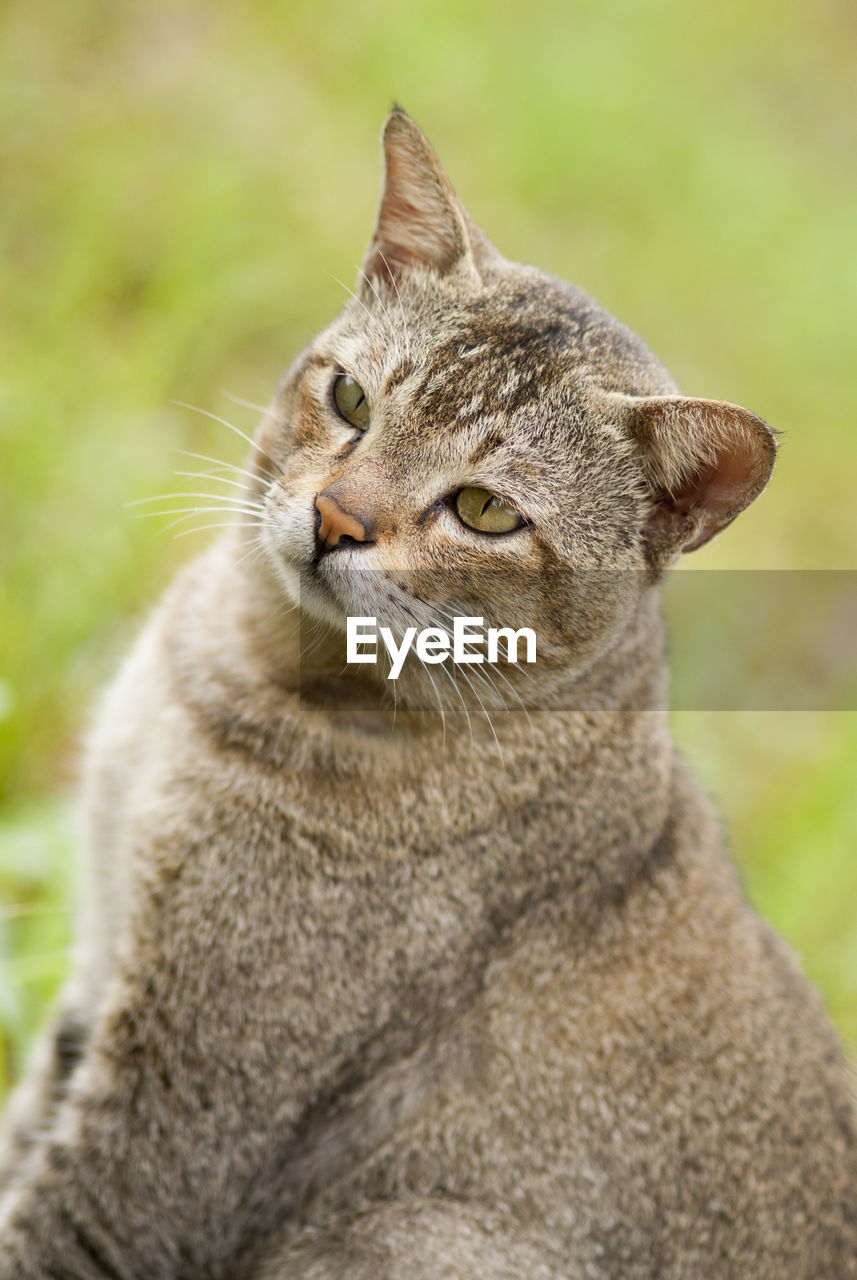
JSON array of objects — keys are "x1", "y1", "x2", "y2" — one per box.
[
  {"x1": 127, "y1": 746, "x2": 515, "y2": 992},
  {"x1": 188, "y1": 768, "x2": 511, "y2": 967},
  {"x1": 115, "y1": 755, "x2": 535, "y2": 1142}
]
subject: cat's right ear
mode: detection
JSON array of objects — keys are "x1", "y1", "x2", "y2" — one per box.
[
  {"x1": 607, "y1": 392, "x2": 778, "y2": 564},
  {"x1": 361, "y1": 111, "x2": 496, "y2": 289}
]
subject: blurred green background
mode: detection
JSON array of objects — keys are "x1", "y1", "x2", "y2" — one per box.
[{"x1": 1, "y1": 0, "x2": 856, "y2": 1096}]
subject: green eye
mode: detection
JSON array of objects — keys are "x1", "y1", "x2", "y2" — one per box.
[
  {"x1": 455, "y1": 486, "x2": 523, "y2": 534},
  {"x1": 333, "y1": 373, "x2": 370, "y2": 431}
]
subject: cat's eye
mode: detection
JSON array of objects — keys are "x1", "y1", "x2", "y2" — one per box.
[
  {"x1": 333, "y1": 374, "x2": 370, "y2": 431},
  {"x1": 455, "y1": 487, "x2": 523, "y2": 534}
]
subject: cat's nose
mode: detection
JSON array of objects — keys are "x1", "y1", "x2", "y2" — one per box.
[{"x1": 314, "y1": 492, "x2": 375, "y2": 555}]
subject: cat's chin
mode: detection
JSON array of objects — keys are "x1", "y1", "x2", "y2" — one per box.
[
  {"x1": 295, "y1": 564, "x2": 350, "y2": 633},
  {"x1": 297, "y1": 555, "x2": 399, "y2": 636},
  {"x1": 260, "y1": 549, "x2": 350, "y2": 633}
]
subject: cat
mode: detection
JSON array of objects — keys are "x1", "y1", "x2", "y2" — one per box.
[{"x1": 0, "y1": 110, "x2": 855, "y2": 1279}]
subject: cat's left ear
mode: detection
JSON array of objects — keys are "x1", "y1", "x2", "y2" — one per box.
[
  {"x1": 610, "y1": 393, "x2": 778, "y2": 561},
  {"x1": 361, "y1": 110, "x2": 498, "y2": 289}
]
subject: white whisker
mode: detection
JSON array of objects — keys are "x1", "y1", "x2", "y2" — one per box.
[
  {"x1": 127, "y1": 491, "x2": 263, "y2": 508},
  {"x1": 220, "y1": 389, "x2": 270, "y2": 415},
  {"x1": 390, "y1": 656, "x2": 398, "y2": 730},
  {"x1": 457, "y1": 665, "x2": 505, "y2": 768},
  {"x1": 327, "y1": 272, "x2": 378, "y2": 330},
  {"x1": 478, "y1": 658, "x2": 535, "y2": 738},
  {"x1": 142, "y1": 507, "x2": 265, "y2": 535},
  {"x1": 173, "y1": 520, "x2": 265, "y2": 539},
  {"x1": 170, "y1": 400, "x2": 282, "y2": 480},
  {"x1": 418, "y1": 597, "x2": 532, "y2": 749},
  {"x1": 134, "y1": 504, "x2": 264, "y2": 522},
  {"x1": 440, "y1": 663, "x2": 473, "y2": 746},
  {"x1": 356, "y1": 266, "x2": 397, "y2": 344},
  {"x1": 417, "y1": 657, "x2": 446, "y2": 746},
  {"x1": 377, "y1": 251, "x2": 412, "y2": 364},
  {"x1": 133, "y1": 503, "x2": 263, "y2": 520},
  {"x1": 173, "y1": 470, "x2": 253, "y2": 492},
  {"x1": 175, "y1": 448, "x2": 273, "y2": 488},
  {"x1": 233, "y1": 533, "x2": 271, "y2": 573}
]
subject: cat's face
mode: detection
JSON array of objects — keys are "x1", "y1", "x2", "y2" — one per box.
[{"x1": 249, "y1": 114, "x2": 776, "y2": 707}]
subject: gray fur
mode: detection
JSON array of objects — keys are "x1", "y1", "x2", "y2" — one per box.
[{"x1": 0, "y1": 113, "x2": 854, "y2": 1279}]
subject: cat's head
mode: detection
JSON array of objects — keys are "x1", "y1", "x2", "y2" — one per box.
[{"x1": 249, "y1": 112, "x2": 776, "y2": 708}]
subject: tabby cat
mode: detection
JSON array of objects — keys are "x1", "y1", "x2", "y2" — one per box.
[{"x1": 0, "y1": 111, "x2": 854, "y2": 1279}]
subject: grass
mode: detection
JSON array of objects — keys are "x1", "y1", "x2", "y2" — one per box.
[{"x1": 1, "y1": 0, "x2": 856, "y2": 1090}]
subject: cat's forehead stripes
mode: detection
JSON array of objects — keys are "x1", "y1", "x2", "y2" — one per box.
[
  {"x1": 465, "y1": 430, "x2": 508, "y2": 466},
  {"x1": 382, "y1": 361, "x2": 415, "y2": 397},
  {"x1": 398, "y1": 309, "x2": 576, "y2": 435},
  {"x1": 290, "y1": 379, "x2": 330, "y2": 450},
  {"x1": 284, "y1": 349, "x2": 332, "y2": 386}
]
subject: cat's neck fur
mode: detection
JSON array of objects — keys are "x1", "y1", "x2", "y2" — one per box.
[{"x1": 162, "y1": 530, "x2": 677, "y2": 921}]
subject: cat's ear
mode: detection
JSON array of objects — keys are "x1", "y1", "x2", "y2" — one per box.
[
  {"x1": 611, "y1": 394, "x2": 777, "y2": 561},
  {"x1": 361, "y1": 111, "x2": 497, "y2": 288}
]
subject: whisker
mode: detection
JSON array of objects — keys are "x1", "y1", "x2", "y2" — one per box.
[
  {"x1": 300, "y1": 630, "x2": 329, "y2": 661},
  {"x1": 127, "y1": 491, "x2": 263, "y2": 507},
  {"x1": 439, "y1": 662, "x2": 473, "y2": 746},
  {"x1": 356, "y1": 266, "x2": 397, "y2": 343},
  {"x1": 173, "y1": 470, "x2": 253, "y2": 492},
  {"x1": 457, "y1": 665, "x2": 505, "y2": 768},
  {"x1": 377, "y1": 251, "x2": 412, "y2": 364},
  {"x1": 183, "y1": 465, "x2": 232, "y2": 479},
  {"x1": 134, "y1": 504, "x2": 264, "y2": 525},
  {"x1": 421, "y1": 598, "x2": 531, "y2": 745},
  {"x1": 170, "y1": 400, "x2": 282, "y2": 480},
  {"x1": 478, "y1": 658, "x2": 535, "y2": 734},
  {"x1": 220, "y1": 389, "x2": 270, "y2": 415},
  {"x1": 142, "y1": 507, "x2": 264, "y2": 535},
  {"x1": 467, "y1": 658, "x2": 508, "y2": 709},
  {"x1": 258, "y1": 585, "x2": 300, "y2": 628},
  {"x1": 394, "y1": 603, "x2": 446, "y2": 734},
  {"x1": 389, "y1": 653, "x2": 398, "y2": 730},
  {"x1": 132, "y1": 503, "x2": 263, "y2": 519},
  {"x1": 327, "y1": 271, "x2": 379, "y2": 330},
  {"x1": 173, "y1": 520, "x2": 265, "y2": 539},
  {"x1": 417, "y1": 657, "x2": 446, "y2": 746},
  {"x1": 484, "y1": 659, "x2": 536, "y2": 732},
  {"x1": 175, "y1": 448, "x2": 273, "y2": 488},
  {"x1": 233, "y1": 532, "x2": 271, "y2": 573}
]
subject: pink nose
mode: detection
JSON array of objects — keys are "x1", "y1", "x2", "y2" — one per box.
[{"x1": 315, "y1": 494, "x2": 371, "y2": 551}]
